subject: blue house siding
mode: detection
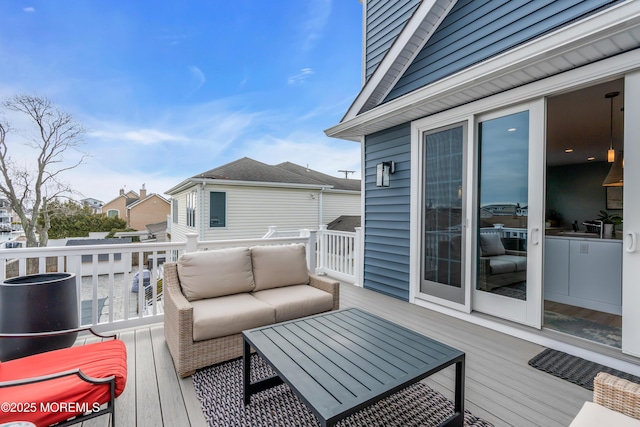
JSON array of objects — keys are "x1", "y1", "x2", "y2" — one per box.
[
  {"x1": 385, "y1": 0, "x2": 619, "y2": 102},
  {"x1": 365, "y1": 0, "x2": 421, "y2": 80},
  {"x1": 364, "y1": 123, "x2": 412, "y2": 300}
]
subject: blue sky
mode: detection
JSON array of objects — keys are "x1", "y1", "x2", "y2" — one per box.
[{"x1": 1, "y1": 1, "x2": 363, "y2": 203}]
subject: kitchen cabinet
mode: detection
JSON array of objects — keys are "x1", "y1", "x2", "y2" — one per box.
[{"x1": 544, "y1": 236, "x2": 622, "y2": 315}]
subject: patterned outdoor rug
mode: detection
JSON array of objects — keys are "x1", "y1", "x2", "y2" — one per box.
[
  {"x1": 193, "y1": 354, "x2": 494, "y2": 427},
  {"x1": 543, "y1": 310, "x2": 621, "y2": 348},
  {"x1": 528, "y1": 348, "x2": 640, "y2": 391}
]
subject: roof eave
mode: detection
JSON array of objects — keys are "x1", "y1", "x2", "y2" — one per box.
[
  {"x1": 165, "y1": 177, "x2": 333, "y2": 194},
  {"x1": 326, "y1": 0, "x2": 640, "y2": 141}
]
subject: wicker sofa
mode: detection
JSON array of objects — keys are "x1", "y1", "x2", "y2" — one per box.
[
  {"x1": 570, "y1": 372, "x2": 640, "y2": 426},
  {"x1": 164, "y1": 243, "x2": 340, "y2": 377}
]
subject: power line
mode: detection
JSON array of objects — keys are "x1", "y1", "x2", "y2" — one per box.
[{"x1": 338, "y1": 170, "x2": 355, "y2": 179}]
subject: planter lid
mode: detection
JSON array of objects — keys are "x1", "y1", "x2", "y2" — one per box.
[{"x1": 2, "y1": 272, "x2": 75, "y2": 286}]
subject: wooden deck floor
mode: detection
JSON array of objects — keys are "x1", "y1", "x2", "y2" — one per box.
[{"x1": 87, "y1": 283, "x2": 597, "y2": 427}]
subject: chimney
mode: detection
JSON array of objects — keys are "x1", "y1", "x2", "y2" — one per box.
[
  {"x1": 140, "y1": 184, "x2": 147, "y2": 199},
  {"x1": 119, "y1": 188, "x2": 124, "y2": 196}
]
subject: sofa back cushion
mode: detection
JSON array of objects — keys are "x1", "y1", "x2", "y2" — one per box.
[
  {"x1": 177, "y1": 247, "x2": 255, "y2": 301},
  {"x1": 251, "y1": 244, "x2": 309, "y2": 291},
  {"x1": 479, "y1": 234, "x2": 506, "y2": 257}
]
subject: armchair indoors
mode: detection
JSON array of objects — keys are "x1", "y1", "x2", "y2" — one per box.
[{"x1": 0, "y1": 328, "x2": 127, "y2": 427}]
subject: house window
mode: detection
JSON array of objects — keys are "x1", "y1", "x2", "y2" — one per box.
[
  {"x1": 172, "y1": 199, "x2": 178, "y2": 223},
  {"x1": 107, "y1": 209, "x2": 119, "y2": 218},
  {"x1": 209, "y1": 192, "x2": 226, "y2": 227},
  {"x1": 186, "y1": 191, "x2": 196, "y2": 228}
]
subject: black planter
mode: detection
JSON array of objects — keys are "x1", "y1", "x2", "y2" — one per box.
[{"x1": 0, "y1": 272, "x2": 78, "y2": 361}]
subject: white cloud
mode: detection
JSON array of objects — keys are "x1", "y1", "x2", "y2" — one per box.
[
  {"x1": 288, "y1": 68, "x2": 315, "y2": 85},
  {"x1": 89, "y1": 128, "x2": 186, "y2": 145},
  {"x1": 188, "y1": 66, "x2": 206, "y2": 95},
  {"x1": 23, "y1": 7, "x2": 35, "y2": 13},
  {"x1": 300, "y1": 0, "x2": 332, "y2": 51}
]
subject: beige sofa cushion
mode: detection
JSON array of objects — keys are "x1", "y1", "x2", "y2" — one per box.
[
  {"x1": 177, "y1": 247, "x2": 255, "y2": 301},
  {"x1": 569, "y1": 402, "x2": 640, "y2": 427},
  {"x1": 251, "y1": 244, "x2": 309, "y2": 291},
  {"x1": 252, "y1": 284, "x2": 334, "y2": 323},
  {"x1": 479, "y1": 234, "x2": 506, "y2": 257},
  {"x1": 191, "y1": 293, "x2": 275, "y2": 341}
]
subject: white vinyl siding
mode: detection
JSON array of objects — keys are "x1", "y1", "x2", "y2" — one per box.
[
  {"x1": 168, "y1": 191, "x2": 192, "y2": 243},
  {"x1": 322, "y1": 192, "x2": 361, "y2": 225},
  {"x1": 169, "y1": 183, "x2": 361, "y2": 242},
  {"x1": 201, "y1": 185, "x2": 319, "y2": 240}
]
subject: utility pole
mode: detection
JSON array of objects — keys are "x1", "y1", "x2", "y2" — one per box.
[{"x1": 338, "y1": 170, "x2": 355, "y2": 179}]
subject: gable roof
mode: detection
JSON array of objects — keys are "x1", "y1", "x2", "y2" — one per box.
[
  {"x1": 327, "y1": 0, "x2": 640, "y2": 141},
  {"x1": 326, "y1": 215, "x2": 361, "y2": 232},
  {"x1": 166, "y1": 157, "x2": 361, "y2": 194},
  {"x1": 275, "y1": 162, "x2": 361, "y2": 192},
  {"x1": 127, "y1": 193, "x2": 170, "y2": 210}
]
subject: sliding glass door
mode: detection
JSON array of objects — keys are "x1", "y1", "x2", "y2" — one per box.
[{"x1": 472, "y1": 105, "x2": 544, "y2": 327}]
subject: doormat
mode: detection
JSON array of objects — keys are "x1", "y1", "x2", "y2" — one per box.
[
  {"x1": 193, "y1": 354, "x2": 495, "y2": 427},
  {"x1": 544, "y1": 310, "x2": 621, "y2": 348},
  {"x1": 528, "y1": 348, "x2": 640, "y2": 391}
]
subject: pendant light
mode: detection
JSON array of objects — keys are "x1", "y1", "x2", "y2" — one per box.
[
  {"x1": 603, "y1": 150, "x2": 624, "y2": 186},
  {"x1": 602, "y1": 91, "x2": 623, "y2": 187},
  {"x1": 605, "y1": 91, "x2": 618, "y2": 163}
]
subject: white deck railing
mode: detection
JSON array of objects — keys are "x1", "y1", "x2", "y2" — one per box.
[
  {"x1": 0, "y1": 228, "x2": 362, "y2": 332},
  {"x1": 315, "y1": 226, "x2": 362, "y2": 285}
]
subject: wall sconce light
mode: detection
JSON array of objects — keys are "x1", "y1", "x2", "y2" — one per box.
[{"x1": 376, "y1": 161, "x2": 395, "y2": 187}]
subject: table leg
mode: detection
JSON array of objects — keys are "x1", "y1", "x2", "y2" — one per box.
[
  {"x1": 441, "y1": 355, "x2": 465, "y2": 427},
  {"x1": 243, "y1": 338, "x2": 251, "y2": 405}
]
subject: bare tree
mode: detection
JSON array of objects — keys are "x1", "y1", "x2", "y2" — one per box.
[{"x1": 0, "y1": 94, "x2": 88, "y2": 247}]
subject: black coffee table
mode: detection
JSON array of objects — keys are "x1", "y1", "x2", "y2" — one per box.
[{"x1": 243, "y1": 307, "x2": 465, "y2": 427}]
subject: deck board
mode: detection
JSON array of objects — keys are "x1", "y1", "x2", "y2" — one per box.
[{"x1": 80, "y1": 282, "x2": 598, "y2": 426}]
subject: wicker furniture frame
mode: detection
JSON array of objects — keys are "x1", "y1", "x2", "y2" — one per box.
[
  {"x1": 593, "y1": 372, "x2": 640, "y2": 420},
  {"x1": 163, "y1": 262, "x2": 340, "y2": 378}
]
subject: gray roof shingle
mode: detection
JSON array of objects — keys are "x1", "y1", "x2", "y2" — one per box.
[{"x1": 190, "y1": 157, "x2": 360, "y2": 191}]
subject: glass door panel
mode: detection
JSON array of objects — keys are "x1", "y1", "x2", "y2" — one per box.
[
  {"x1": 477, "y1": 111, "x2": 529, "y2": 298},
  {"x1": 472, "y1": 105, "x2": 543, "y2": 328},
  {"x1": 421, "y1": 124, "x2": 465, "y2": 303}
]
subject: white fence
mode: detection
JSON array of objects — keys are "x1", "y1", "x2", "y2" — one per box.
[{"x1": 0, "y1": 229, "x2": 362, "y2": 332}]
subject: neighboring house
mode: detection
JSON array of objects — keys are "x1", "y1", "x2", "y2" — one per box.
[
  {"x1": 326, "y1": 215, "x2": 361, "y2": 233},
  {"x1": 326, "y1": 2, "x2": 640, "y2": 360},
  {"x1": 65, "y1": 238, "x2": 132, "y2": 276},
  {"x1": 165, "y1": 157, "x2": 361, "y2": 241},
  {"x1": 80, "y1": 197, "x2": 104, "y2": 214},
  {"x1": 102, "y1": 185, "x2": 170, "y2": 231}
]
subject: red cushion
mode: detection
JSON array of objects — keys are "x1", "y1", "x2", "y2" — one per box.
[{"x1": 0, "y1": 339, "x2": 127, "y2": 426}]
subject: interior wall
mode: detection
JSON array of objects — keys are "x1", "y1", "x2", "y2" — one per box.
[{"x1": 546, "y1": 161, "x2": 622, "y2": 229}]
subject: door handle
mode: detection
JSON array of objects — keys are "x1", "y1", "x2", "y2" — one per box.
[
  {"x1": 626, "y1": 232, "x2": 637, "y2": 253},
  {"x1": 530, "y1": 227, "x2": 540, "y2": 245}
]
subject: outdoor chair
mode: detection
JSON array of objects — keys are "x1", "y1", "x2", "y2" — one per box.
[
  {"x1": 570, "y1": 372, "x2": 640, "y2": 426},
  {"x1": 0, "y1": 327, "x2": 127, "y2": 427}
]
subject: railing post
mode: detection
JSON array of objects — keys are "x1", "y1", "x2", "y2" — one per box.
[
  {"x1": 317, "y1": 225, "x2": 327, "y2": 274},
  {"x1": 354, "y1": 227, "x2": 363, "y2": 287},
  {"x1": 186, "y1": 233, "x2": 198, "y2": 253},
  {"x1": 301, "y1": 229, "x2": 317, "y2": 273}
]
